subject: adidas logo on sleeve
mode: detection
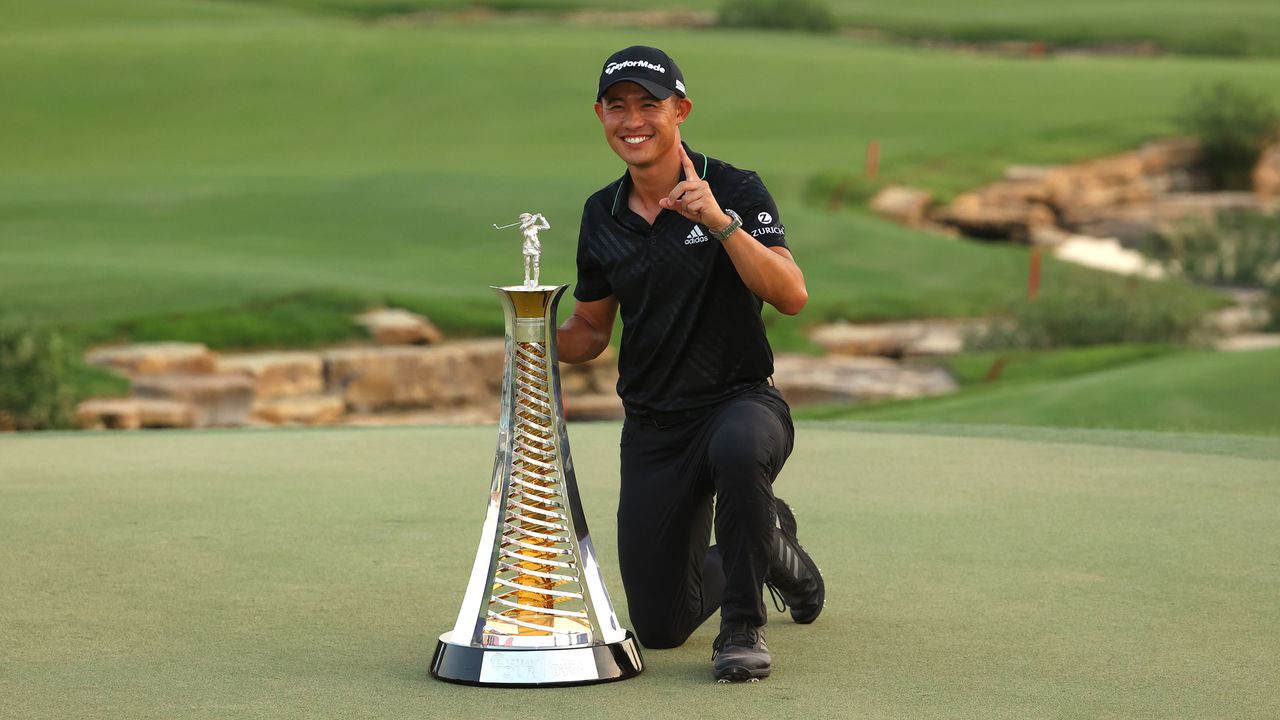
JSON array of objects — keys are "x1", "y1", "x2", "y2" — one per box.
[{"x1": 685, "y1": 225, "x2": 709, "y2": 244}]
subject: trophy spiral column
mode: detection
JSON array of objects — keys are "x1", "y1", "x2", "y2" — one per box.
[{"x1": 430, "y1": 284, "x2": 643, "y2": 687}]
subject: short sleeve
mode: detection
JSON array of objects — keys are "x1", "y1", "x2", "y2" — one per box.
[
  {"x1": 733, "y1": 172, "x2": 788, "y2": 249},
  {"x1": 573, "y1": 203, "x2": 613, "y2": 302}
]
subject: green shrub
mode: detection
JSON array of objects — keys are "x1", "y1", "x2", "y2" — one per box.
[
  {"x1": 968, "y1": 283, "x2": 1203, "y2": 351},
  {"x1": 718, "y1": 0, "x2": 835, "y2": 33},
  {"x1": 1144, "y1": 209, "x2": 1280, "y2": 287},
  {"x1": 1177, "y1": 82, "x2": 1279, "y2": 189},
  {"x1": 0, "y1": 313, "x2": 77, "y2": 430}
]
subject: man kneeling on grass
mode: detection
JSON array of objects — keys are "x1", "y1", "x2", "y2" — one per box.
[{"x1": 556, "y1": 46, "x2": 825, "y2": 683}]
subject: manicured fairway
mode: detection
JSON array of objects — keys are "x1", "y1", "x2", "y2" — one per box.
[
  {"x1": 806, "y1": 346, "x2": 1280, "y2": 435},
  {"x1": 2, "y1": 423, "x2": 1277, "y2": 718},
  {"x1": 0, "y1": 1, "x2": 1260, "y2": 328}
]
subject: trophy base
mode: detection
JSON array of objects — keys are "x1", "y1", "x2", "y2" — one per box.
[{"x1": 430, "y1": 632, "x2": 643, "y2": 687}]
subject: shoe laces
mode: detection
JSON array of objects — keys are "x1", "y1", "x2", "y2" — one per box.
[
  {"x1": 764, "y1": 581, "x2": 788, "y2": 614},
  {"x1": 712, "y1": 623, "x2": 761, "y2": 658}
]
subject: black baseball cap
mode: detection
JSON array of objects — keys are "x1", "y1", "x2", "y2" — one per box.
[{"x1": 596, "y1": 46, "x2": 686, "y2": 101}]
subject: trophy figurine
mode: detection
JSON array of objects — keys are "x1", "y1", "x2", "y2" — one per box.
[
  {"x1": 430, "y1": 214, "x2": 643, "y2": 687},
  {"x1": 493, "y1": 212, "x2": 550, "y2": 289}
]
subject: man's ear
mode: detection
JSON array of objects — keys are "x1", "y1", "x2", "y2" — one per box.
[
  {"x1": 594, "y1": 102, "x2": 605, "y2": 123},
  {"x1": 674, "y1": 96, "x2": 693, "y2": 124}
]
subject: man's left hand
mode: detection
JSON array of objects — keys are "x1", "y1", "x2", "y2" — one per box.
[{"x1": 659, "y1": 145, "x2": 733, "y2": 234}]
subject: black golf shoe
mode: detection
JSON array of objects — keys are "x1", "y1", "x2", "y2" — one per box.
[
  {"x1": 765, "y1": 498, "x2": 825, "y2": 624},
  {"x1": 712, "y1": 621, "x2": 771, "y2": 683}
]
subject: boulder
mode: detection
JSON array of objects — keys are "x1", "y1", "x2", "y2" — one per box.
[
  {"x1": 562, "y1": 393, "x2": 625, "y2": 421},
  {"x1": 1255, "y1": 144, "x2": 1280, "y2": 205},
  {"x1": 869, "y1": 185, "x2": 934, "y2": 226},
  {"x1": 929, "y1": 187, "x2": 1055, "y2": 241},
  {"x1": 77, "y1": 398, "x2": 197, "y2": 430},
  {"x1": 1216, "y1": 333, "x2": 1280, "y2": 352},
  {"x1": 218, "y1": 352, "x2": 324, "y2": 399},
  {"x1": 131, "y1": 374, "x2": 253, "y2": 427},
  {"x1": 354, "y1": 308, "x2": 444, "y2": 346},
  {"x1": 772, "y1": 354, "x2": 957, "y2": 406},
  {"x1": 1003, "y1": 165, "x2": 1058, "y2": 182},
  {"x1": 558, "y1": 347, "x2": 618, "y2": 396},
  {"x1": 76, "y1": 399, "x2": 140, "y2": 430},
  {"x1": 251, "y1": 395, "x2": 346, "y2": 426},
  {"x1": 324, "y1": 344, "x2": 493, "y2": 412},
  {"x1": 810, "y1": 320, "x2": 980, "y2": 358},
  {"x1": 451, "y1": 338, "x2": 508, "y2": 395},
  {"x1": 1051, "y1": 235, "x2": 1165, "y2": 278},
  {"x1": 1066, "y1": 191, "x2": 1260, "y2": 245},
  {"x1": 1206, "y1": 303, "x2": 1272, "y2": 337},
  {"x1": 86, "y1": 342, "x2": 216, "y2": 377},
  {"x1": 1043, "y1": 163, "x2": 1155, "y2": 229}
]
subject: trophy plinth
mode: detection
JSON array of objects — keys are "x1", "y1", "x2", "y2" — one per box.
[{"x1": 430, "y1": 284, "x2": 643, "y2": 687}]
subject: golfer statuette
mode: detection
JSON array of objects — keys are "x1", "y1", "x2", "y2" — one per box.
[
  {"x1": 493, "y1": 213, "x2": 550, "y2": 289},
  {"x1": 430, "y1": 214, "x2": 643, "y2": 687}
]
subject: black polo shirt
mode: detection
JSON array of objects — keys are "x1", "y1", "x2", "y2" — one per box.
[{"x1": 574, "y1": 143, "x2": 788, "y2": 417}]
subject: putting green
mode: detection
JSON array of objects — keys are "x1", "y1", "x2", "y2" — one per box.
[{"x1": 2, "y1": 423, "x2": 1277, "y2": 718}]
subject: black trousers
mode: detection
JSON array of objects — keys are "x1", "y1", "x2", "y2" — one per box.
[{"x1": 616, "y1": 384, "x2": 795, "y2": 649}]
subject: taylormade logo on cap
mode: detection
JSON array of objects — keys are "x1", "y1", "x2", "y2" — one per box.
[
  {"x1": 605, "y1": 59, "x2": 666, "y2": 76},
  {"x1": 596, "y1": 45, "x2": 687, "y2": 101}
]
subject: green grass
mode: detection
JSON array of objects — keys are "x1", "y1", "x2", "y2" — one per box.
[
  {"x1": 827, "y1": 0, "x2": 1280, "y2": 57},
  {"x1": 197, "y1": 0, "x2": 1280, "y2": 57},
  {"x1": 942, "y1": 343, "x2": 1180, "y2": 385},
  {"x1": 1, "y1": 423, "x2": 1277, "y2": 717},
  {"x1": 802, "y1": 346, "x2": 1280, "y2": 435},
  {"x1": 1, "y1": 3, "x2": 1254, "y2": 338}
]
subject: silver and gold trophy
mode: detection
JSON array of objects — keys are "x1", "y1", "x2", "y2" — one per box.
[{"x1": 430, "y1": 213, "x2": 643, "y2": 687}]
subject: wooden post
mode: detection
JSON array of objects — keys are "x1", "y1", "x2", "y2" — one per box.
[
  {"x1": 865, "y1": 139, "x2": 880, "y2": 181},
  {"x1": 1028, "y1": 245, "x2": 1042, "y2": 300}
]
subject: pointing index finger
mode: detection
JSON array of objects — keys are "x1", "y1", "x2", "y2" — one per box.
[{"x1": 679, "y1": 145, "x2": 698, "y2": 178}]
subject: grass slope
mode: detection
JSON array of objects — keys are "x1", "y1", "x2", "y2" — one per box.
[
  {"x1": 807, "y1": 346, "x2": 1280, "y2": 435},
  {"x1": 173, "y1": 0, "x2": 1280, "y2": 57},
  {"x1": 0, "y1": 3, "x2": 1254, "y2": 332},
  {"x1": 1, "y1": 423, "x2": 1277, "y2": 718}
]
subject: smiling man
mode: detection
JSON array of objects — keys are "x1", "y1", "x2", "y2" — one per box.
[{"x1": 555, "y1": 46, "x2": 825, "y2": 683}]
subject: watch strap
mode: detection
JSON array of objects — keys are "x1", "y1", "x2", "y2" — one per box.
[{"x1": 710, "y1": 209, "x2": 742, "y2": 242}]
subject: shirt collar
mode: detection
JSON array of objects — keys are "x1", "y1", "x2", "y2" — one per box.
[{"x1": 611, "y1": 142, "x2": 709, "y2": 217}]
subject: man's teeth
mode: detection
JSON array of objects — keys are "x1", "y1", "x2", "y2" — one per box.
[{"x1": 624, "y1": 136, "x2": 650, "y2": 144}]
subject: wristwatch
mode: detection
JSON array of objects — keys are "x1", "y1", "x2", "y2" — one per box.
[{"x1": 709, "y1": 209, "x2": 742, "y2": 242}]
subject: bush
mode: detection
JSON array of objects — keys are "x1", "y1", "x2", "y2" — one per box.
[
  {"x1": 967, "y1": 283, "x2": 1203, "y2": 351},
  {"x1": 718, "y1": 0, "x2": 835, "y2": 33},
  {"x1": 1177, "y1": 82, "x2": 1279, "y2": 189},
  {"x1": 1144, "y1": 209, "x2": 1280, "y2": 287},
  {"x1": 0, "y1": 313, "x2": 77, "y2": 431}
]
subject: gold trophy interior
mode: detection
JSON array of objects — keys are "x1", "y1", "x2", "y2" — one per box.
[{"x1": 483, "y1": 296, "x2": 591, "y2": 647}]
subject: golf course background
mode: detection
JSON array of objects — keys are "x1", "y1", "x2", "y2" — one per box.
[
  {"x1": 5, "y1": 0, "x2": 1280, "y2": 434},
  {"x1": 3, "y1": 4, "x2": 1280, "y2": 714},
  {"x1": 5, "y1": 0, "x2": 1277, "y2": 328}
]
